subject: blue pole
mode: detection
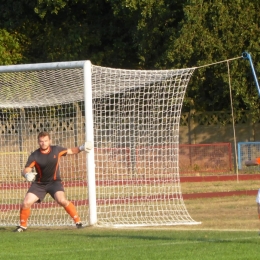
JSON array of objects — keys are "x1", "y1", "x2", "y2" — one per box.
[{"x1": 242, "y1": 52, "x2": 260, "y2": 97}]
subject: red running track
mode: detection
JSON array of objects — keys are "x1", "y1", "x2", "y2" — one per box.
[{"x1": 0, "y1": 174, "x2": 259, "y2": 211}]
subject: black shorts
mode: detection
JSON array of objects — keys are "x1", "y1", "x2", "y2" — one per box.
[{"x1": 27, "y1": 181, "x2": 65, "y2": 202}]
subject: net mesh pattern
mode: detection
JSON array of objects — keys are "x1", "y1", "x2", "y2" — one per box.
[{"x1": 0, "y1": 62, "x2": 199, "y2": 227}]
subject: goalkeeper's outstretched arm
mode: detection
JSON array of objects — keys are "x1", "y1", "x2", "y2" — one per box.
[
  {"x1": 67, "y1": 141, "x2": 93, "y2": 155},
  {"x1": 245, "y1": 158, "x2": 260, "y2": 166}
]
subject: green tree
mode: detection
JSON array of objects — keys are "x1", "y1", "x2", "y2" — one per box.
[
  {"x1": 0, "y1": 0, "x2": 185, "y2": 68},
  {"x1": 30, "y1": 0, "x2": 184, "y2": 69},
  {"x1": 170, "y1": 0, "x2": 260, "y2": 113},
  {"x1": 107, "y1": 0, "x2": 184, "y2": 69},
  {"x1": 0, "y1": 29, "x2": 24, "y2": 65},
  {"x1": 1, "y1": 0, "x2": 122, "y2": 65},
  {"x1": 1, "y1": 0, "x2": 260, "y2": 114}
]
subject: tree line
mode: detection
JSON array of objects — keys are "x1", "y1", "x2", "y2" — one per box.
[{"x1": 1, "y1": 0, "x2": 260, "y2": 115}]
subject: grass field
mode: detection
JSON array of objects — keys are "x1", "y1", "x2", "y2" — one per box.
[
  {"x1": 1, "y1": 226, "x2": 259, "y2": 260},
  {"x1": 1, "y1": 180, "x2": 260, "y2": 259}
]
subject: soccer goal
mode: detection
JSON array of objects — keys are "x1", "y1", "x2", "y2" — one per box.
[{"x1": 0, "y1": 61, "x2": 200, "y2": 227}]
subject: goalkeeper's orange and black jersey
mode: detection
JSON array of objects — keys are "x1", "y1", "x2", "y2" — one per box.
[{"x1": 25, "y1": 146, "x2": 67, "y2": 183}]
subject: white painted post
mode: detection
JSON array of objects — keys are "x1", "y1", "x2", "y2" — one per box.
[{"x1": 83, "y1": 60, "x2": 97, "y2": 225}]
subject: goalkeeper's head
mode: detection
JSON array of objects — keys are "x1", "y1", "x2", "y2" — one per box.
[
  {"x1": 38, "y1": 131, "x2": 50, "y2": 140},
  {"x1": 38, "y1": 131, "x2": 51, "y2": 152}
]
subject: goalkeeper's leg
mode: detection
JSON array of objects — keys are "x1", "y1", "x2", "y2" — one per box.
[
  {"x1": 54, "y1": 191, "x2": 82, "y2": 228},
  {"x1": 20, "y1": 208, "x2": 31, "y2": 228},
  {"x1": 20, "y1": 193, "x2": 40, "y2": 228},
  {"x1": 64, "y1": 202, "x2": 82, "y2": 228},
  {"x1": 14, "y1": 192, "x2": 40, "y2": 232}
]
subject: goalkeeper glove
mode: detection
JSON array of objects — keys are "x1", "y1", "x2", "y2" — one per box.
[
  {"x1": 24, "y1": 172, "x2": 37, "y2": 182},
  {"x1": 79, "y1": 141, "x2": 93, "y2": 153}
]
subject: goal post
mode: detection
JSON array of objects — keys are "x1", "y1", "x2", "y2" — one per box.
[
  {"x1": 83, "y1": 61, "x2": 97, "y2": 225},
  {"x1": 0, "y1": 61, "x2": 200, "y2": 227}
]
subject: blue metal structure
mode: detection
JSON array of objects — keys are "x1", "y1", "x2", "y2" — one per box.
[{"x1": 242, "y1": 52, "x2": 260, "y2": 97}]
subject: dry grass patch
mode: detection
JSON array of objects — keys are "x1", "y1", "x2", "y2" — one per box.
[
  {"x1": 177, "y1": 195, "x2": 259, "y2": 231},
  {"x1": 177, "y1": 180, "x2": 260, "y2": 231},
  {"x1": 181, "y1": 179, "x2": 259, "y2": 194}
]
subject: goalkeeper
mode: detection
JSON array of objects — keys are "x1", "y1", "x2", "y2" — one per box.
[{"x1": 14, "y1": 131, "x2": 93, "y2": 232}]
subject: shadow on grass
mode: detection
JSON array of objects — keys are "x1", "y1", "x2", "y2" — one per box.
[
  {"x1": 0, "y1": 227, "x2": 9, "y2": 231},
  {"x1": 4, "y1": 226, "x2": 259, "y2": 245},
  {"x1": 68, "y1": 229, "x2": 260, "y2": 244}
]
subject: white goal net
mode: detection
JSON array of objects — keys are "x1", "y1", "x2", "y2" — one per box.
[{"x1": 0, "y1": 61, "x2": 200, "y2": 227}]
